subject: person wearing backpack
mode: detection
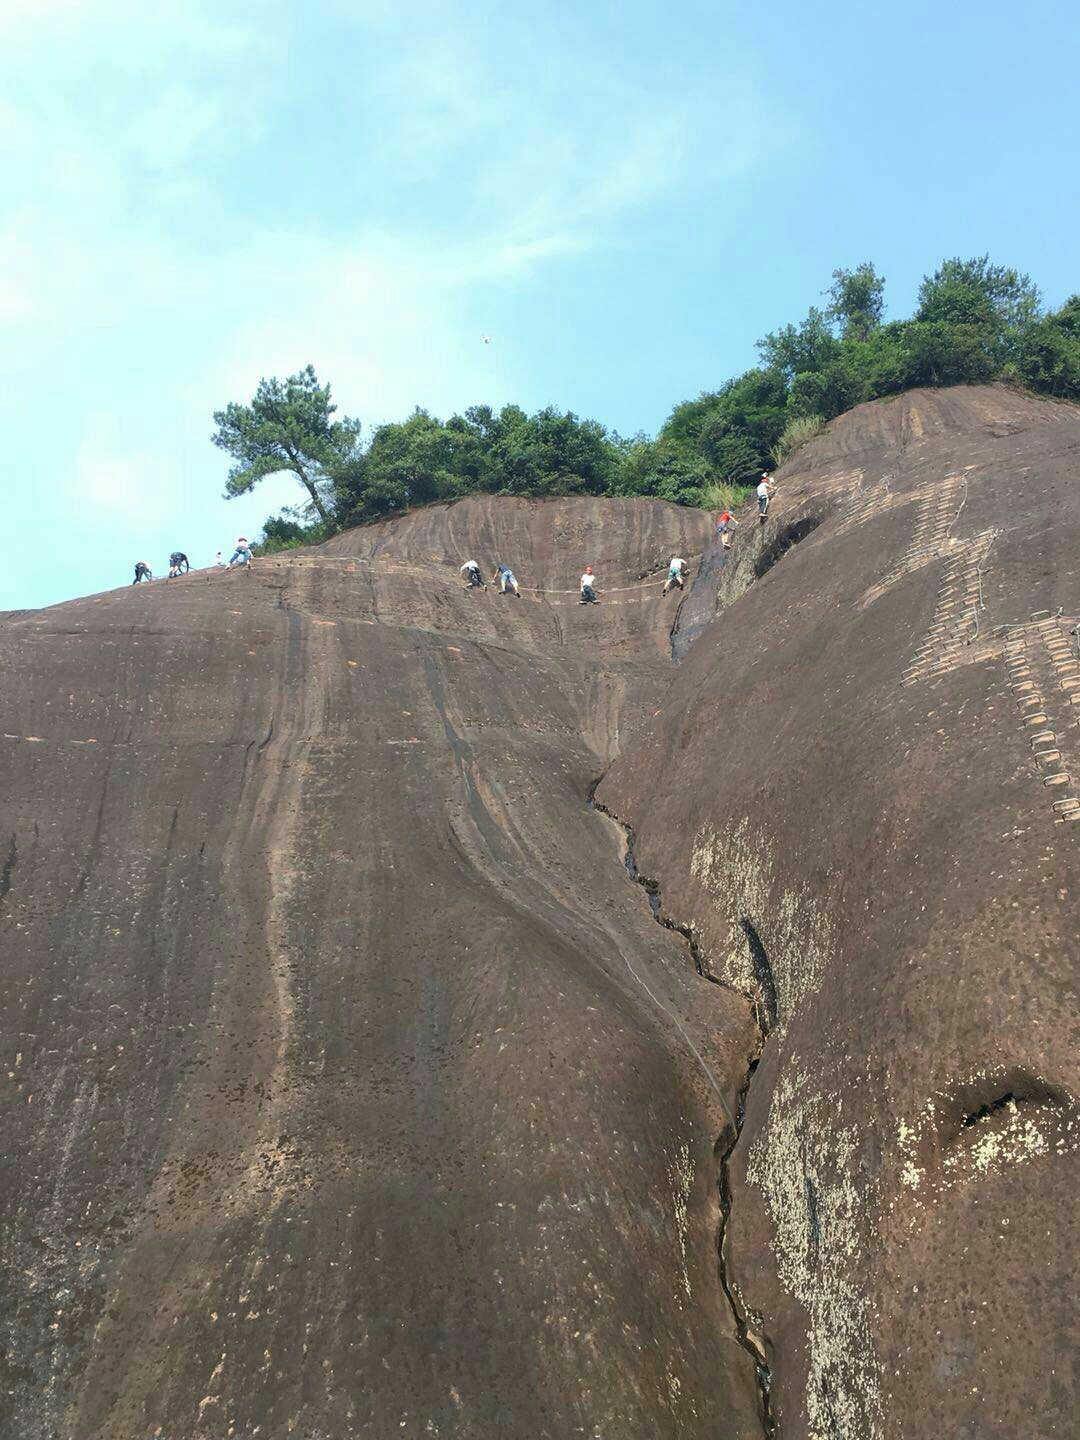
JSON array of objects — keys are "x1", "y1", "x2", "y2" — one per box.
[{"x1": 460, "y1": 560, "x2": 487, "y2": 590}]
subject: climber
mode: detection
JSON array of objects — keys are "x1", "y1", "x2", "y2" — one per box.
[
  {"x1": 663, "y1": 556, "x2": 688, "y2": 594},
  {"x1": 579, "y1": 566, "x2": 599, "y2": 604},
  {"x1": 215, "y1": 551, "x2": 226, "y2": 567},
  {"x1": 716, "y1": 509, "x2": 739, "y2": 549},
  {"x1": 491, "y1": 563, "x2": 521, "y2": 596},
  {"x1": 167, "y1": 551, "x2": 190, "y2": 578},
  {"x1": 132, "y1": 561, "x2": 152, "y2": 584},
  {"x1": 229, "y1": 538, "x2": 252, "y2": 567},
  {"x1": 757, "y1": 474, "x2": 776, "y2": 523},
  {"x1": 460, "y1": 560, "x2": 487, "y2": 590}
]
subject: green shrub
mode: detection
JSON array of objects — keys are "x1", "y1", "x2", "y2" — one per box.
[
  {"x1": 224, "y1": 255, "x2": 1075, "y2": 552},
  {"x1": 1014, "y1": 297, "x2": 1080, "y2": 400},
  {"x1": 698, "y1": 481, "x2": 751, "y2": 513},
  {"x1": 772, "y1": 414, "x2": 825, "y2": 468}
]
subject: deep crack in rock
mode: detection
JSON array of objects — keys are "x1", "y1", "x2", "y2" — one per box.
[{"x1": 590, "y1": 783, "x2": 776, "y2": 1437}]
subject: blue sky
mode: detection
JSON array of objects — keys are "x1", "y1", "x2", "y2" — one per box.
[{"x1": 2, "y1": 0, "x2": 1077, "y2": 609}]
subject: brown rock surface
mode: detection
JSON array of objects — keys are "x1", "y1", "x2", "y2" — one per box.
[
  {"x1": 599, "y1": 384, "x2": 1080, "y2": 1439},
  {"x1": 0, "y1": 497, "x2": 762, "y2": 1439},
  {"x1": 2, "y1": 384, "x2": 1077, "y2": 1439}
]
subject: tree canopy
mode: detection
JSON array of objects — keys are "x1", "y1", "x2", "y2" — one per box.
[
  {"x1": 212, "y1": 257, "x2": 1079, "y2": 553},
  {"x1": 212, "y1": 365, "x2": 363, "y2": 524}
]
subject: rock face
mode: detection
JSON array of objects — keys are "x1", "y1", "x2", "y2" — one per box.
[
  {"x1": 0, "y1": 497, "x2": 763, "y2": 1439},
  {"x1": 599, "y1": 384, "x2": 1080, "y2": 1439},
  {"x1": 1, "y1": 385, "x2": 1076, "y2": 1440}
]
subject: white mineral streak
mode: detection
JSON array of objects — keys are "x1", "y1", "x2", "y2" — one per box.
[
  {"x1": 693, "y1": 820, "x2": 885, "y2": 1435},
  {"x1": 894, "y1": 1076, "x2": 1077, "y2": 1214},
  {"x1": 690, "y1": 819, "x2": 834, "y2": 1031},
  {"x1": 669, "y1": 1141, "x2": 694, "y2": 1302},
  {"x1": 747, "y1": 1069, "x2": 884, "y2": 1440}
]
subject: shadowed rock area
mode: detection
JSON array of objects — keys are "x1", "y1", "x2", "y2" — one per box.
[
  {"x1": 1, "y1": 385, "x2": 1077, "y2": 1439},
  {"x1": 1, "y1": 497, "x2": 764, "y2": 1439}
]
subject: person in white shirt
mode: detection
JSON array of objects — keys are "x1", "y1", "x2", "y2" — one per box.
[
  {"x1": 579, "y1": 566, "x2": 599, "y2": 604},
  {"x1": 663, "y1": 557, "x2": 687, "y2": 594},
  {"x1": 757, "y1": 474, "x2": 776, "y2": 522},
  {"x1": 460, "y1": 560, "x2": 486, "y2": 590}
]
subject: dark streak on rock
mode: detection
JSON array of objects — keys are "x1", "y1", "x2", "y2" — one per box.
[
  {"x1": 804, "y1": 1171, "x2": 821, "y2": 1251},
  {"x1": 0, "y1": 834, "x2": 16, "y2": 912},
  {"x1": 753, "y1": 516, "x2": 821, "y2": 580},
  {"x1": 740, "y1": 917, "x2": 779, "y2": 1034}
]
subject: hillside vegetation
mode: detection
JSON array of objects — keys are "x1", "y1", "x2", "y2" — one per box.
[{"x1": 210, "y1": 256, "x2": 1080, "y2": 552}]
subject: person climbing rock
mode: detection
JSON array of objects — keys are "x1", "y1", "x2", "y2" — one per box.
[
  {"x1": 215, "y1": 551, "x2": 226, "y2": 566},
  {"x1": 491, "y1": 563, "x2": 520, "y2": 596},
  {"x1": 167, "y1": 551, "x2": 190, "y2": 577},
  {"x1": 716, "y1": 509, "x2": 739, "y2": 549},
  {"x1": 460, "y1": 560, "x2": 487, "y2": 590},
  {"x1": 132, "y1": 561, "x2": 152, "y2": 584},
  {"x1": 757, "y1": 474, "x2": 776, "y2": 523},
  {"x1": 663, "y1": 556, "x2": 688, "y2": 594},
  {"x1": 229, "y1": 538, "x2": 252, "y2": 567},
  {"x1": 579, "y1": 566, "x2": 599, "y2": 604}
]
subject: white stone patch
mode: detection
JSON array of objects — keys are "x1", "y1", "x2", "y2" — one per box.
[
  {"x1": 747, "y1": 1067, "x2": 884, "y2": 1440},
  {"x1": 691, "y1": 818, "x2": 835, "y2": 1030},
  {"x1": 893, "y1": 1074, "x2": 1077, "y2": 1214},
  {"x1": 669, "y1": 1141, "x2": 694, "y2": 1302}
]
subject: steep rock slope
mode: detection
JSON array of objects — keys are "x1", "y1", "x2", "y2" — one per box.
[
  {"x1": 0, "y1": 498, "x2": 766, "y2": 1439},
  {"x1": 599, "y1": 385, "x2": 1080, "y2": 1440}
]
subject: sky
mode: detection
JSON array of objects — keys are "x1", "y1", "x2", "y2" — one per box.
[{"x1": 2, "y1": 0, "x2": 1078, "y2": 609}]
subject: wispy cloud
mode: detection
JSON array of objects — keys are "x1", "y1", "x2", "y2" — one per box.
[{"x1": 1, "y1": 0, "x2": 787, "y2": 573}]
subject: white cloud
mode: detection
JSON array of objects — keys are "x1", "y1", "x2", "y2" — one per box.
[
  {"x1": 73, "y1": 421, "x2": 169, "y2": 521},
  {"x1": 2, "y1": 0, "x2": 788, "y2": 528},
  {"x1": 0, "y1": 0, "x2": 91, "y2": 34},
  {"x1": 129, "y1": 84, "x2": 228, "y2": 170}
]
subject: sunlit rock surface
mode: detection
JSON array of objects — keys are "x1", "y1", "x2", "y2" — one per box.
[{"x1": 2, "y1": 384, "x2": 1077, "y2": 1439}]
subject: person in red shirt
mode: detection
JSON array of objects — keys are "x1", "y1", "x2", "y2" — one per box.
[{"x1": 716, "y1": 509, "x2": 740, "y2": 549}]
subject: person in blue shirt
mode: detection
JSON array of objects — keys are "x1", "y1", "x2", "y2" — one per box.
[{"x1": 491, "y1": 562, "x2": 521, "y2": 596}]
